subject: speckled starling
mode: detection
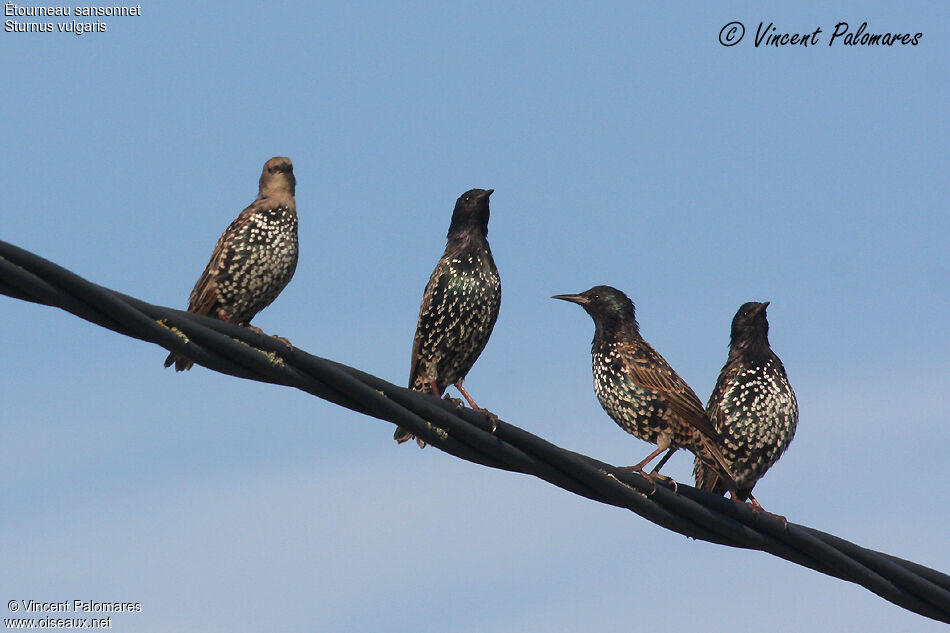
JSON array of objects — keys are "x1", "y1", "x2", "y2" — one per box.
[
  {"x1": 394, "y1": 188, "x2": 501, "y2": 447},
  {"x1": 164, "y1": 156, "x2": 298, "y2": 372},
  {"x1": 694, "y1": 302, "x2": 798, "y2": 505},
  {"x1": 554, "y1": 286, "x2": 736, "y2": 487}
]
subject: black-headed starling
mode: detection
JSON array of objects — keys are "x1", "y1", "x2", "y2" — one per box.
[
  {"x1": 554, "y1": 285, "x2": 736, "y2": 486},
  {"x1": 394, "y1": 188, "x2": 501, "y2": 447},
  {"x1": 164, "y1": 156, "x2": 298, "y2": 371},
  {"x1": 694, "y1": 302, "x2": 798, "y2": 505}
]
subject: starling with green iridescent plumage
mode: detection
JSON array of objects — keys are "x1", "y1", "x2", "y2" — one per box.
[
  {"x1": 394, "y1": 188, "x2": 501, "y2": 447},
  {"x1": 554, "y1": 285, "x2": 736, "y2": 488}
]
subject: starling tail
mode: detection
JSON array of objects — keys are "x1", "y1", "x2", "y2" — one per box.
[
  {"x1": 164, "y1": 156, "x2": 298, "y2": 371},
  {"x1": 394, "y1": 188, "x2": 501, "y2": 447},
  {"x1": 554, "y1": 286, "x2": 737, "y2": 489},
  {"x1": 694, "y1": 302, "x2": 798, "y2": 505}
]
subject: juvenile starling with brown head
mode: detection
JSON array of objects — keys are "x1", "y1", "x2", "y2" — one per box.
[
  {"x1": 554, "y1": 285, "x2": 736, "y2": 487},
  {"x1": 694, "y1": 302, "x2": 798, "y2": 506},
  {"x1": 164, "y1": 156, "x2": 298, "y2": 371},
  {"x1": 394, "y1": 188, "x2": 501, "y2": 447}
]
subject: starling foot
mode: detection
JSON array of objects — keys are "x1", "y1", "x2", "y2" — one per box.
[
  {"x1": 272, "y1": 334, "x2": 293, "y2": 348},
  {"x1": 735, "y1": 495, "x2": 788, "y2": 525},
  {"x1": 453, "y1": 383, "x2": 497, "y2": 432},
  {"x1": 480, "y1": 409, "x2": 499, "y2": 434},
  {"x1": 620, "y1": 467, "x2": 678, "y2": 495},
  {"x1": 442, "y1": 394, "x2": 465, "y2": 408},
  {"x1": 645, "y1": 472, "x2": 678, "y2": 494}
]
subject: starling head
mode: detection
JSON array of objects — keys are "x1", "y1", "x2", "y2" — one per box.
[
  {"x1": 730, "y1": 301, "x2": 770, "y2": 349},
  {"x1": 553, "y1": 285, "x2": 640, "y2": 341},
  {"x1": 260, "y1": 156, "x2": 295, "y2": 197},
  {"x1": 448, "y1": 188, "x2": 493, "y2": 238}
]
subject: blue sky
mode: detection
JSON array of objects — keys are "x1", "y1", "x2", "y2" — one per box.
[{"x1": 2, "y1": 2, "x2": 948, "y2": 631}]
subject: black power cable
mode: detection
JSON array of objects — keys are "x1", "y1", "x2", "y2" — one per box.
[{"x1": 2, "y1": 239, "x2": 949, "y2": 623}]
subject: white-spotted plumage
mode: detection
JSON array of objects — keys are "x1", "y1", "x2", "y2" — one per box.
[
  {"x1": 592, "y1": 340, "x2": 718, "y2": 455},
  {"x1": 209, "y1": 204, "x2": 298, "y2": 324},
  {"x1": 694, "y1": 302, "x2": 798, "y2": 500},
  {"x1": 164, "y1": 156, "x2": 298, "y2": 372},
  {"x1": 395, "y1": 188, "x2": 500, "y2": 446},
  {"x1": 410, "y1": 247, "x2": 500, "y2": 393},
  {"x1": 555, "y1": 286, "x2": 738, "y2": 486}
]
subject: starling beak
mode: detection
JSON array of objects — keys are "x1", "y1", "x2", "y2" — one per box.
[
  {"x1": 164, "y1": 156, "x2": 299, "y2": 372},
  {"x1": 555, "y1": 286, "x2": 737, "y2": 489},
  {"x1": 694, "y1": 301, "x2": 798, "y2": 506},
  {"x1": 394, "y1": 188, "x2": 502, "y2": 448}
]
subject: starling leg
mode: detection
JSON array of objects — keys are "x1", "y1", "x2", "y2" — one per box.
[
  {"x1": 454, "y1": 382, "x2": 479, "y2": 409},
  {"x1": 246, "y1": 325, "x2": 265, "y2": 336},
  {"x1": 625, "y1": 445, "x2": 668, "y2": 475},
  {"x1": 621, "y1": 442, "x2": 680, "y2": 491},
  {"x1": 454, "y1": 382, "x2": 498, "y2": 433},
  {"x1": 745, "y1": 492, "x2": 764, "y2": 510},
  {"x1": 650, "y1": 448, "x2": 677, "y2": 474},
  {"x1": 640, "y1": 448, "x2": 679, "y2": 489},
  {"x1": 216, "y1": 308, "x2": 232, "y2": 322}
]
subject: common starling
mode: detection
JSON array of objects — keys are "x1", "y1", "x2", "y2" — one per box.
[
  {"x1": 394, "y1": 188, "x2": 501, "y2": 447},
  {"x1": 694, "y1": 302, "x2": 798, "y2": 505},
  {"x1": 164, "y1": 156, "x2": 298, "y2": 372},
  {"x1": 554, "y1": 286, "x2": 736, "y2": 487}
]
